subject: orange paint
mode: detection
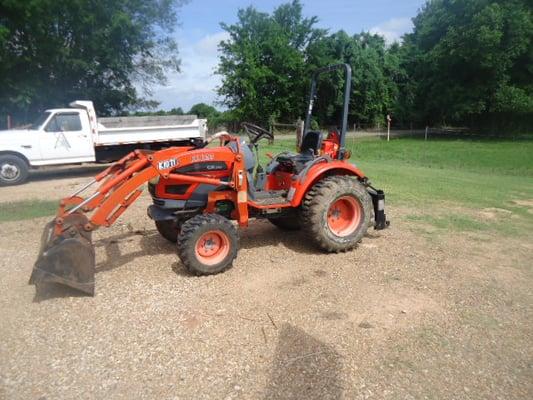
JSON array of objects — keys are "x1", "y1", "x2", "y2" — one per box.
[{"x1": 290, "y1": 161, "x2": 365, "y2": 206}]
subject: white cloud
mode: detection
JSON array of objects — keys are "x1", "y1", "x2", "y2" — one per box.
[
  {"x1": 369, "y1": 17, "x2": 413, "y2": 44},
  {"x1": 148, "y1": 31, "x2": 230, "y2": 111}
]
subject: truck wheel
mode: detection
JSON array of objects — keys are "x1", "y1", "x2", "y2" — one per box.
[
  {"x1": 268, "y1": 215, "x2": 301, "y2": 230},
  {"x1": 155, "y1": 220, "x2": 179, "y2": 243},
  {"x1": 0, "y1": 154, "x2": 29, "y2": 186},
  {"x1": 301, "y1": 176, "x2": 372, "y2": 252},
  {"x1": 177, "y1": 214, "x2": 238, "y2": 275}
]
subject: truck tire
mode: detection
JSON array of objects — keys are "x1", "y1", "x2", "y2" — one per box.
[
  {"x1": 301, "y1": 176, "x2": 372, "y2": 252},
  {"x1": 155, "y1": 220, "x2": 179, "y2": 243},
  {"x1": 0, "y1": 154, "x2": 29, "y2": 186},
  {"x1": 177, "y1": 214, "x2": 238, "y2": 275}
]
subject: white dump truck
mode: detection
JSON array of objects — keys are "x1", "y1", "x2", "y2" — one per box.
[{"x1": 0, "y1": 101, "x2": 207, "y2": 185}]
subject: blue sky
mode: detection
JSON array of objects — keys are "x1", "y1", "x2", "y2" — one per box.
[{"x1": 151, "y1": 0, "x2": 427, "y2": 111}]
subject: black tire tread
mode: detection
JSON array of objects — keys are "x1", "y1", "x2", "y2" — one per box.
[{"x1": 155, "y1": 220, "x2": 179, "y2": 243}]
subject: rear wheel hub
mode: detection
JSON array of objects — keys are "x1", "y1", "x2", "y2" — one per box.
[{"x1": 327, "y1": 196, "x2": 361, "y2": 237}]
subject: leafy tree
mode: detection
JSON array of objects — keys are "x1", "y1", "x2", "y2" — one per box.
[
  {"x1": 217, "y1": 0, "x2": 326, "y2": 126},
  {"x1": 131, "y1": 107, "x2": 185, "y2": 117},
  {"x1": 0, "y1": 0, "x2": 187, "y2": 121},
  {"x1": 188, "y1": 103, "x2": 219, "y2": 119},
  {"x1": 402, "y1": 0, "x2": 532, "y2": 127},
  {"x1": 217, "y1": 1, "x2": 403, "y2": 128},
  {"x1": 307, "y1": 31, "x2": 404, "y2": 126},
  {"x1": 169, "y1": 107, "x2": 185, "y2": 115}
]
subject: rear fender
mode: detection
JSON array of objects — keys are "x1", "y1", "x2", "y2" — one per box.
[{"x1": 289, "y1": 160, "x2": 366, "y2": 206}]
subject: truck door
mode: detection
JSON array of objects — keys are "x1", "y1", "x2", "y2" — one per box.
[{"x1": 39, "y1": 111, "x2": 95, "y2": 162}]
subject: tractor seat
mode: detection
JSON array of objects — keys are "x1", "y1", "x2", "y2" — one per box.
[{"x1": 275, "y1": 131, "x2": 323, "y2": 171}]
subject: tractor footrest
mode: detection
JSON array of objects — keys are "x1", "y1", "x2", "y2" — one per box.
[
  {"x1": 250, "y1": 189, "x2": 289, "y2": 206},
  {"x1": 252, "y1": 196, "x2": 290, "y2": 206},
  {"x1": 251, "y1": 189, "x2": 287, "y2": 200},
  {"x1": 249, "y1": 189, "x2": 289, "y2": 206}
]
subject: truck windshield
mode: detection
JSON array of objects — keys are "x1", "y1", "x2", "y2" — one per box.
[{"x1": 30, "y1": 112, "x2": 51, "y2": 130}]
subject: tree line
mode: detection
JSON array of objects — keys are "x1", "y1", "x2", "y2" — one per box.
[
  {"x1": 1, "y1": 0, "x2": 531, "y2": 132},
  {"x1": 0, "y1": 0, "x2": 187, "y2": 125},
  {"x1": 216, "y1": 0, "x2": 532, "y2": 132}
]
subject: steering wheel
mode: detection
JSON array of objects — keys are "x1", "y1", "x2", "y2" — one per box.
[{"x1": 242, "y1": 122, "x2": 274, "y2": 144}]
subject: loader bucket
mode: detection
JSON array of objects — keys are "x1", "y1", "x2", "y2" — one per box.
[{"x1": 29, "y1": 214, "x2": 95, "y2": 295}]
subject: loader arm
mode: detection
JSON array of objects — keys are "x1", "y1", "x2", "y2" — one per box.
[{"x1": 30, "y1": 137, "x2": 246, "y2": 295}]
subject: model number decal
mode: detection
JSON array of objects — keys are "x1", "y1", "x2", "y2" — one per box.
[
  {"x1": 158, "y1": 158, "x2": 178, "y2": 170},
  {"x1": 191, "y1": 153, "x2": 214, "y2": 162}
]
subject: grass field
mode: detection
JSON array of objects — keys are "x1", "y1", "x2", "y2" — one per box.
[
  {"x1": 1, "y1": 136, "x2": 532, "y2": 235},
  {"x1": 0, "y1": 199, "x2": 58, "y2": 222},
  {"x1": 261, "y1": 136, "x2": 533, "y2": 236}
]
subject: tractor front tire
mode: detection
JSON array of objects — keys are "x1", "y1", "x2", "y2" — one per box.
[
  {"x1": 177, "y1": 214, "x2": 238, "y2": 275},
  {"x1": 301, "y1": 176, "x2": 372, "y2": 252},
  {"x1": 155, "y1": 220, "x2": 179, "y2": 243}
]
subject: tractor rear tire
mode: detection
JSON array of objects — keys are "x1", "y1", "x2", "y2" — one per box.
[
  {"x1": 268, "y1": 214, "x2": 301, "y2": 230},
  {"x1": 301, "y1": 176, "x2": 372, "y2": 252},
  {"x1": 155, "y1": 220, "x2": 179, "y2": 243},
  {"x1": 177, "y1": 214, "x2": 238, "y2": 275}
]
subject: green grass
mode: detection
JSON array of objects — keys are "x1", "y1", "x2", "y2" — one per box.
[
  {"x1": 348, "y1": 136, "x2": 533, "y2": 177},
  {"x1": 0, "y1": 200, "x2": 58, "y2": 222},
  {"x1": 2, "y1": 136, "x2": 532, "y2": 235},
  {"x1": 260, "y1": 136, "x2": 533, "y2": 235},
  {"x1": 405, "y1": 214, "x2": 490, "y2": 232}
]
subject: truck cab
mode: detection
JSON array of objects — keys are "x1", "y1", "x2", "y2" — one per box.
[
  {"x1": 0, "y1": 100, "x2": 206, "y2": 186},
  {"x1": 0, "y1": 106, "x2": 97, "y2": 185},
  {"x1": 22, "y1": 107, "x2": 96, "y2": 164}
]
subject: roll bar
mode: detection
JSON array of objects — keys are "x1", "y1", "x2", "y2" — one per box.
[{"x1": 303, "y1": 63, "x2": 352, "y2": 160}]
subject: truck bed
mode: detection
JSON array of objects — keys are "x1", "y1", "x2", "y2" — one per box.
[
  {"x1": 95, "y1": 115, "x2": 206, "y2": 146},
  {"x1": 98, "y1": 115, "x2": 197, "y2": 128}
]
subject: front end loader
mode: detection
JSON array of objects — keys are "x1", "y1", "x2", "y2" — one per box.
[{"x1": 30, "y1": 64, "x2": 389, "y2": 295}]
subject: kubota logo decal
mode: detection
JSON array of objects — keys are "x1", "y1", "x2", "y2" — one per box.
[{"x1": 158, "y1": 158, "x2": 178, "y2": 170}]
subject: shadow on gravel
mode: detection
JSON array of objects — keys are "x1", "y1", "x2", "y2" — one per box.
[
  {"x1": 32, "y1": 282, "x2": 90, "y2": 302},
  {"x1": 95, "y1": 223, "x2": 323, "y2": 275},
  {"x1": 264, "y1": 323, "x2": 343, "y2": 400},
  {"x1": 30, "y1": 221, "x2": 381, "y2": 300},
  {"x1": 28, "y1": 165, "x2": 108, "y2": 183},
  {"x1": 30, "y1": 230, "x2": 173, "y2": 302},
  {"x1": 94, "y1": 230, "x2": 175, "y2": 273},
  {"x1": 239, "y1": 222, "x2": 317, "y2": 255}
]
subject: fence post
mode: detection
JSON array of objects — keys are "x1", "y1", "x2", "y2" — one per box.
[
  {"x1": 425, "y1": 126, "x2": 428, "y2": 141},
  {"x1": 296, "y1": 118, "x2": 304, "y2": 150},
  {"x1": 7, "y1": 114, "x2": 12, "y2": 129},
  {"x1": 386, "y1": 114, "x2": 391, "y2": 142}
]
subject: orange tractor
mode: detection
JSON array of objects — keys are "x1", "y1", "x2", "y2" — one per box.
[{"x1": 30, "y1": 64, "x2": 389, "y2": 295}]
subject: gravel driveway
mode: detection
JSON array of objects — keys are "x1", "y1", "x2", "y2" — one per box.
[{"x1": 0, "y1": 168, "x2": 531, "y2": 399}]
